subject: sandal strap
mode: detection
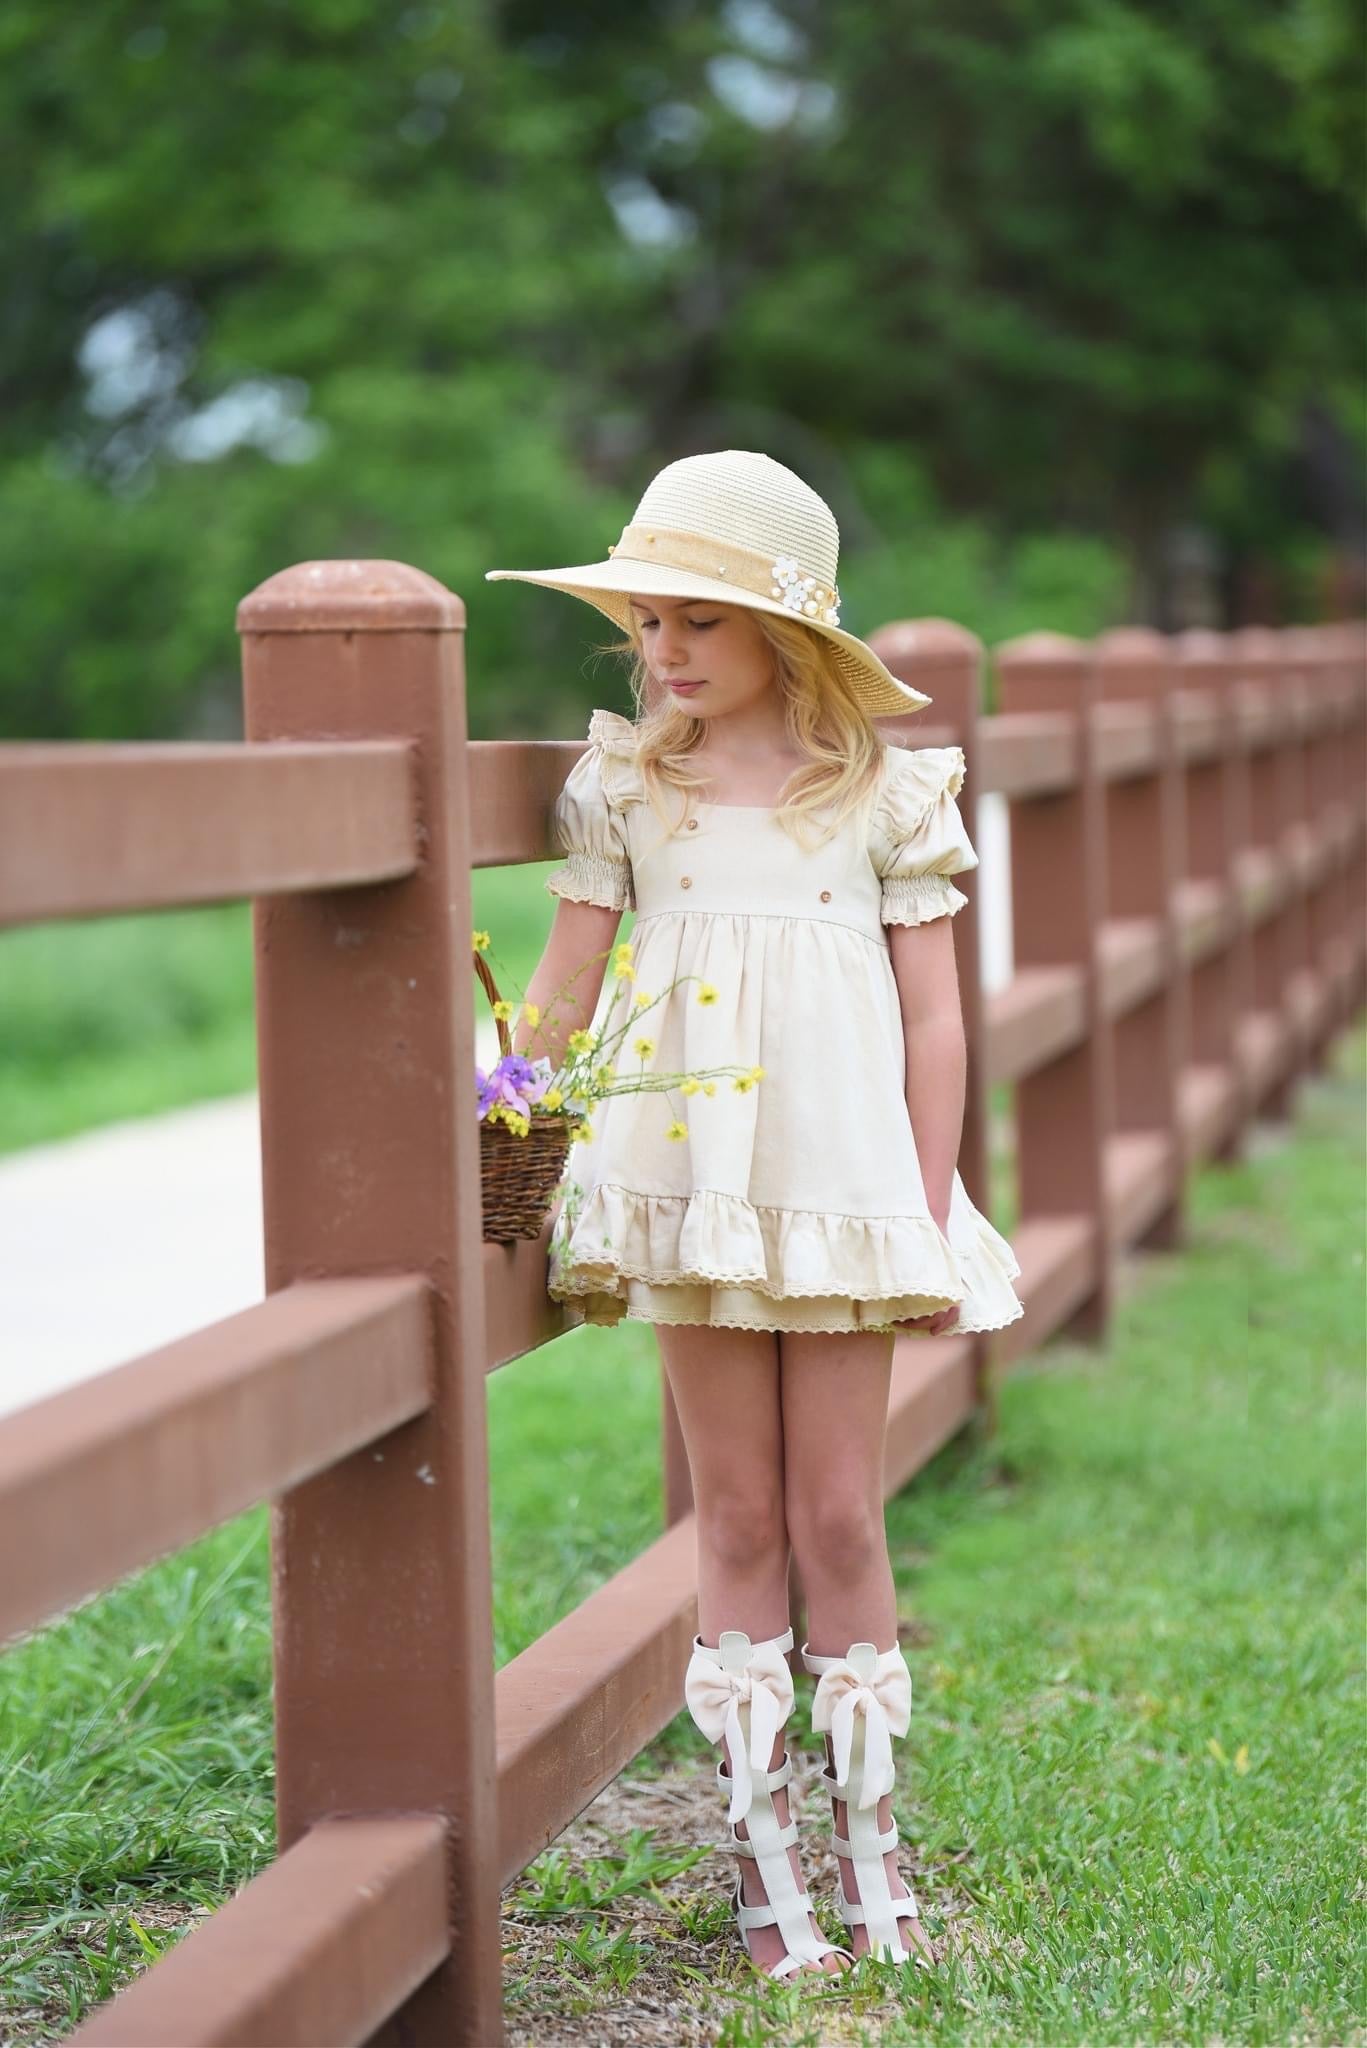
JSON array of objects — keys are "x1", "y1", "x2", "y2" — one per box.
[
  {"x1": 693, "y1": 1625, "x2": 795, "y2": 1666},
  {"x1": 728, "y1": 1872, "x2": 834, "y2": 1978},
  {"x1": 836, "y1": 1891, "x2": 922, "y2": 1929},
  {"x1": 735, "y1": 1887, "x2": 819, "y2": 1931},
  {"x1": 832, "y1": 1821, "x2": 899, "y2": 1856},
  {"x1": 730, "y1": 1815, "x2": 798, "y2": 1858},
  {"x1": 718, "y1": 1753, "x2": 792, "y2": 1796},
  {"x1": 763, "y1": 1940, "x2": 852, "y2": 1980}
]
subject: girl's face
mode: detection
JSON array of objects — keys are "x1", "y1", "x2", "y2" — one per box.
[{"x1": 629, "y1": 595, "x2": 774, "y2": 720}]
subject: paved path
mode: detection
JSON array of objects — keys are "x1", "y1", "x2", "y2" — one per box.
[
  {"x1": 0, "y1": 1016, "x2": 501, "y2": 1420},
  {"x1": 1, "y1": 800, "x2": 1014, "y2": 1419}
]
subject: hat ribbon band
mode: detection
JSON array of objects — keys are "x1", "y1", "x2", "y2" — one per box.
[{"x1": 607, "y1": 524, "x2": 841, "y2": 625}]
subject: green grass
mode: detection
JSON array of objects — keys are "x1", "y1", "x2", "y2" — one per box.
[
  {"x1": 0, "y1": 862, "x2": 581, "y2": 1155},
  {"x1": 0, "y1": 1330, "x2": 666, "y2": 2040},
  {"x1": 865, "y1": 1028, "x2": 1366, "y2": 2044},
  {"x1": 2, "y1": 1024, "x2": 1362, "y2": 2041}
]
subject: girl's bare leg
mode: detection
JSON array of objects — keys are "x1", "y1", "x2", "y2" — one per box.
[
  {"x1": 780, "y1": 1328, "x2": 934, "y2": 1964},
  {"x1": 658, "y1": 1323, "x2": 845, "y2": 1977}
]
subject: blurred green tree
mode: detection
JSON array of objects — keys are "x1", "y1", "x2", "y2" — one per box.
[{"x1": 0, "y1": 0, "x2": 1360, "y2": 737}]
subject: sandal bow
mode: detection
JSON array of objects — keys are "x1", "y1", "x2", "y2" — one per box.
[
  {"x1": 810, "y1": 1643, "x2": 911, "y2": 1810},
  {"x1": 684, "y1": 1635, "x2": 793, "y2": 1824}
]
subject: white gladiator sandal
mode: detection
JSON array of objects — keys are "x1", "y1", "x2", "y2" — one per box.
[
  {"x1": 801, "y1": 1638, "x2": 934, "y2": 1968},
  {"x1": 684, "y1": 1626, "x2": 852, "y2": 1982}
]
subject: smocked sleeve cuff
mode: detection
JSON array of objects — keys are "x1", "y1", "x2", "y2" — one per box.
[
  {"x1": 545, "y1": 849, "x2": 634, "y2": 911},
  {"x1": 880, "y1": 873, "x2": 970, "y2": 926}
]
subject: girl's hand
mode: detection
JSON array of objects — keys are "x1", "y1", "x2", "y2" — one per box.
[
  {"x1": 891, "y1": 1303, "x2": 961, "y2": 1335},
  {"x1": 893, "y1": 1209, "x2": 960, "y2": 1332}
]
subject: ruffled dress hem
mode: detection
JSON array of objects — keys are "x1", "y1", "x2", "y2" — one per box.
[{"x1": 547, "y1": 1182, "x2": 1025, "y2": 1337}]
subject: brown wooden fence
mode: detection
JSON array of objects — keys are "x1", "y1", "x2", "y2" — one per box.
[{"x1": 0, "y1": 561, "x2": 1362, "y2": 2046}]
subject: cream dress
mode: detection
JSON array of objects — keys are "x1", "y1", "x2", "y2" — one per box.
[{"x1": 542, "y1": 708, "x2": 1024, "y2": 1336}]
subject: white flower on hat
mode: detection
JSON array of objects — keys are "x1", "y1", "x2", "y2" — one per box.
[{"x1": 770, "y1": 554, "x2": 840, "y2": 626}]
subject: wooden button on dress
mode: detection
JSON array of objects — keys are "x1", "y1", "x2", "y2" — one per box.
[
  {"x1": 680, "y1": 876, "x2": 692, "y2": 888},
  {"x1": 686, "y1": 818, "x2": 698, "y2": 829},
  {"x1": 819, "y1": 889, "x2": 832, "y2": 902}
]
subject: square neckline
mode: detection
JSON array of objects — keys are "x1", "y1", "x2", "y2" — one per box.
[{"x1": 686, "y1": 745, "x2": 901, "y2": 815}]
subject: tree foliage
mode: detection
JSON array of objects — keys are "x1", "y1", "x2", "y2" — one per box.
[{"x1": 1, "y1": 0, "x2": 1360, "y2": 736}]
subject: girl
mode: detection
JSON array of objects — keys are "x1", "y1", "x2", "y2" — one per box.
[{"x1": 486, "y1": 450, "x2": 1024, "y2": 1984}]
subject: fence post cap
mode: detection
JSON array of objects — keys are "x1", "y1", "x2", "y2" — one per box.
[
  {"x1": 1226, "y1": 625, "x2": 1281, "y2": 659},
  {"x1": 237, "y1": 560, "x2": 465, "y2": 634},
  {"x1": 1173, "y1": 629, "x2": 1227, "y2": 662},
  {"x1": 993, "y1": 630, "x2": 1089, "y2": 666},
  {"x1": 868, "y1": 617, "x2": 983, "y2": 660},
  {"x1": 1095, "y1": 627, "x2": 1170, "y2": 663}
]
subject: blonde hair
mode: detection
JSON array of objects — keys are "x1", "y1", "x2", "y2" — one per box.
[{"x1": 587, "y1": 606, "x2": 888, "y2": 857}]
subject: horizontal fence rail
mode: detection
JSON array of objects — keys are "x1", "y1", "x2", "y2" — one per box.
[
  {"x1": 63, "y1": 1816, "x2": 450, "y2": 2048},
  {"x1": 0, "y1": 739, "x2": 420, "y2": 924},
  {"x1": 0, "y1": 560, "x2": 1361, "y2": 2046},
  {"x1": 0, "y1": 1275, "x2": 433, "y2": 1647}
]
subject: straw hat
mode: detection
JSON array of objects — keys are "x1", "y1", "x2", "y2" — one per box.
[{"x1": 484, "y1": 449, "x2": 932, "y2": 716}]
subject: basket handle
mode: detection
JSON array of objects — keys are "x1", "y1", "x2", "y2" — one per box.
[{"x1": 473, "y1": 948, "x2": 512, "y2": 1062}]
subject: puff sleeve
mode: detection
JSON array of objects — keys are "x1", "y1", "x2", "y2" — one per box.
[
  {"x1": 544, "y1": 708, "x2": 640, "y2": 912},
  {"x1": 869, "y1": 744, "x2": 978, "y2": 927}
]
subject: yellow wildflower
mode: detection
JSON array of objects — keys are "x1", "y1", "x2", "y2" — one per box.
[
  {"x1": 732, "y1": 1074, "x2": 755, "y2": 1094},
  {"x1": 542, "y1": 1087, "x2": 563, "y2": 1110},
  {"x1": 704, "y1": 1082, "x2": 716, "y2": 1096},
  {"x1": 523, "y1": 1002, "x2": 540, "y2": 1028},
  {"x1": 680, "y1": 1077, "x2": 701, "y2": 1096},
  {"x1": 750, "y1": 1065, "x2": 765, "y2": 1082},
  {"x1": 665, "y1": 1119, "x2": 688, "y2": 1141},
  {"x1": 633, "y1": 1036, "x2": 656, "y2": 1060},
  {"x1": 567, "y1": 1028, "x2": 595, "y2": 1054},
  {"x1": 492, "y1": 999, "x2": 514, "y2": 1022},
  {"x1": 570, "y1": 1120, "x2": 594, "y2": 1143},
  {"x1": 472, "y1": 929, "x2": 491, "y2": 952},
  {"x1": 633, "y1": 990, "x2": 653, "y2": 1009},
  {"x1": 614, "y1": 940, "x2": 634, "y2": 961},
  {"x1": 696, "y1": 982, "x2": 719, "y2": 1005},
  {"x1": 594, "y1": 1064, "x2": 613, "y2": 1088}
]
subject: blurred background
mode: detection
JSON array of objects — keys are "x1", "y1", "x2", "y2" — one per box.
[{"x1": 3, "y1": 0, "x2": 1364, "y2": 755}]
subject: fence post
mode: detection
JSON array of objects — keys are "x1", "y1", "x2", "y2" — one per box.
[
  {"x1": 238, "y1": 560, "x2": 504, "y2": 2047},
  {"x1": 1094, "y1": 628, "x2": 1187, "y2": 1241},
  {"x1": 1311, "y1": 622, "x2": 1367, "y2": 1040},
  {"x1": 1173, "y1": 630, "x2": 1250, "y2": 1159},
  {"x1": 1280, "y1": 627, "x2": 1334, "y2": 1074},
  {"x1": 1341, "y1": 624, "x2": 1367, "y2": 1016},
  {"x1": 867, "y1": 619, "x2": 993, "y2": 1428},
  {"x1": 993, "y1": 633, "x2": 1116, "y2": 1342},
  {"x1": 1229, "y1": 626, "x2": 1299, "y2": 1120}
]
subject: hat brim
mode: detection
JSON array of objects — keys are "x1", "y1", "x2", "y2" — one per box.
[{"x1": 484, "y1": 558, "x2": 932, "y2": 715}]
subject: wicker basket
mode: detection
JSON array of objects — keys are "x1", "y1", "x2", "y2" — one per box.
[{"x1": 475, "y1": 949, "x2": 575, "y2": 1243}]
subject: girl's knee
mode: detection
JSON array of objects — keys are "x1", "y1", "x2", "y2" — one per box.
[
  {"x1": 698, "y1": 1482, "x2": 787, "y2": 1572},
  {"x1": 786, "y1": 1492, "x2": 885, "y2": 1580}
]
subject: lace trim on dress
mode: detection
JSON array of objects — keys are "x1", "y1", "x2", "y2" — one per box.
[{"x1": 548, "y1": 1181, "x2": 1024, "y2": 1332}]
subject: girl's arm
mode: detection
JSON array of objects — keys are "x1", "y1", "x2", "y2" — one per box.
[
  {"x1": 509, "y1": 898, "x2": 623, "y2": 1070},
  {"x1": 888, "y1": 916, "x2": 966, "y2": 1237}
]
